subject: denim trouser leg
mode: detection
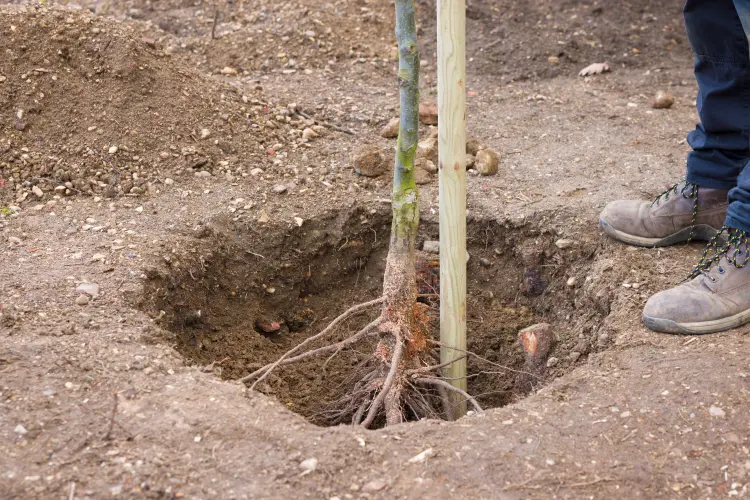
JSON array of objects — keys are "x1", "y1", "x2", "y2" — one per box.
[{"x1": 684, "y1": 0, "x2": 750, "y2": 231}]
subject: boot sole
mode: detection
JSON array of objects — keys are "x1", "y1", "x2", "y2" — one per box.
[
  {"x1": 599, "y1": 219, "x2": 720, "y2": 248},
  {"x1": 643, "y1": 308, "x2": 750, "y2": 335}
]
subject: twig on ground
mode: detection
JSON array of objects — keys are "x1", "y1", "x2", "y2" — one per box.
[
  {"x1": 295, "y1": 109, "x2": 356, "y2": 136},
  {"x1": 105, "y1": 391, "x2": 118, "y2": 440},
  {"x1": 414, "y1": 377, "x2": 484, "y2": 414},
  {"x1": 211, "y1": 10, "x2": 219, "y2": 40}
]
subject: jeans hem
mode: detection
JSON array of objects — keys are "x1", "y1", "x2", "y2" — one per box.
[
  {"x1": 725, "y1": 214, "x2": 750, "y2": 233},
  {"x1": 685, "y1": 172, "x2": 737, "y2": 190}
]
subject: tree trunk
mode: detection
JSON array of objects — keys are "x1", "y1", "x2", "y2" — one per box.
[{"x1": 378, "y1": 0, "x2": 420, "y2": 426}]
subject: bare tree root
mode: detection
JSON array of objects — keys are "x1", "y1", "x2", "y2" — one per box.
[
  {"x1": 413, "y1": 377, "x2": 485, "y2": 414},
  {"x1": 239, "y1": 298, "x2": 384, "y2": 388}
]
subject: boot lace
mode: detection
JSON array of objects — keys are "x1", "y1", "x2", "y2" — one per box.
[
  {"x1": 651, "y1": 180, "x2": 700, "y2": 244},
  {"x1": 687, "y1": 226, "x2": 750, "y2": 282}
]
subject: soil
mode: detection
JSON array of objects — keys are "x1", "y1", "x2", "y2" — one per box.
[{"x1": 3, "y1": 0, "x2": 750, "y2": 499}]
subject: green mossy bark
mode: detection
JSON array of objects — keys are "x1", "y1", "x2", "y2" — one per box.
[{"x1": 390, "y1": 0, "x2": 420, "y2": 248}]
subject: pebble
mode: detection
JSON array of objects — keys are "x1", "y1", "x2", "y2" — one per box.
[
  {"x1": 195, "y1": 171, "x2": 212, "y2": 178},
  {"x1": 250, "y1": 168, "x2": 264, "y2": 176},
  {"x1": 200, "y1": 128, "x2": 211, "y2": 139},
  {"x1": 14, "y1": 424, "x2": 27, "y2": 435},
  {"x1": 380, "y1": 117, "x2": 400, "y2": 138},
  {"x1": 652, "y1": 91, "x2": 675, "y2": 109},
  {"x1": 475, "y1": 149, "x2": 499, "y2": 176},
  {"x1": 362, "y1": 480, "x2": 387, "y2": 493},
  {"x1": 709, "y1": 405, "x2": 726, "y2": 418},
  {"x1": 273, "y1": 184, "x2": 288, "y2": 194},
  {"x1": 555, "y1": 239, "x2": 575, "y2": 249},
  {"x1": 566, "y1": 276, "x2": 577, "y2": 287},
  {"x1": 108, "y1": 145, "x2": 118, "y2": 154},
  {"x1": 164, "y1": 178, "x2": 175, "y2": 185},
  {"x1": 75, "y1": 294, "x2": 91, "y2": 306},
  {"x1": 418, "y1": 103, "x2": 438, "y2": 125},
  {"x1": 569, "y1": 351, "x2": 581, "y2": 362},
  {"x1": 299, "y1": 457, "x2": 318, "y2": 476},
  {"x1": 302, "y1": 128, "x2": 318, "y2": 140},
  {"x1": 423, "y1": 240, "x2": 440, "y2": 254},
  {"x1": 546, "y1": 356, "x2": 559, "y2": 368},
  {"x1": 76, "y1": 283, "x2": 100, "y2": 298},
  {"x1": 32, "y1": 186, "x2": 44, "y2": 198},
  {"x1": 479, "y1": 257, "x2": 492, "y2": 267}
]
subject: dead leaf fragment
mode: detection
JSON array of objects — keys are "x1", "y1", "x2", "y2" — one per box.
[{"x1": 578, "y1": 62, "x2": 610, "y2": 77}]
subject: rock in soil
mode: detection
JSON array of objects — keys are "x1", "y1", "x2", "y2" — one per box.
[
  {"x1": 380, "y1": 117, "x2": 400, "y2": 138},
  {"x1": 353, "y1": 145, "x2": 389, "y2": 177},
  {"x1": 75, "y1": 294, "x2": 91, "y2": 306},
  {"x1": 414, "y1": 157, "x2": 436, "y2": 185},
  {"x1": 652, "y1": 91, "x2": 675, "y2": 109},
  {"x1": 416, "y1": 136, "x2": 438, "y2": 164},
  {"x1": 475, "y1": 149, "x2": 499, "y2": 176},
  {"x1": 418, "y1": 103, "x2": 438, "y2": 125},
  {"x1": 422, "y1": 240, "x2": 440, "y2": 254},
  {"x1": 516, "y1": 323, "x2": 556, "y2": 393},
  {"x1": 466, "y1": 136, "x2": 485, "y2": 156}
]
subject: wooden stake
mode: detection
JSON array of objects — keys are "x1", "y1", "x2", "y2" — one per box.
[{"x1": 437, "y1": 0, "x2": 467, "y2": 418}]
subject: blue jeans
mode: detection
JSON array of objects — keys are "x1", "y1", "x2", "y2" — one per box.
[{"x1": 684, "y1": 0, "x2": 750, "y2": 232}]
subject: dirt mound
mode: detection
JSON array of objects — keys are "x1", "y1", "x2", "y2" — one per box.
[
  {"x1": 62, "y1": 0, "x2": 396, "y2": 77},
  {"x1": 0, "y1": 4, "x2": 315, "y2": 205}
]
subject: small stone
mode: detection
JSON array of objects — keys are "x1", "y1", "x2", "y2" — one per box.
[
  {"x1": 75, "y1": 294, "x2": 91, "y2": 306},
  {"x1": 32, "y1": 186, "x2": 44, "y2": 198},
  {"x1": 273, "y1": 184, "x2": 287, "y2": 194},
  {"x1": 416, "y1": 136, "x2": 438, "y2": 164},
  {"x1": 418, "y1": 103, "x2": 438, "y2": 125},
  {"x1": 108, "y1": 145, "x2": 118, "y2": 154},
  {"x1": 8, "y1": 236, "x2": 22, "y2": 245},
  {"x1": 250, "y1": 168, "x2": 264, "y2": 176},
  {"x1": 569, "y1": 351, "x2": 581, "y2": 362},
  {"x1": 414, "y1": 164, "x2": 433, "y2": 185},
  {"x1": 76, "y1": 283, "x2": 100, "y2": 298},
  {"x1": 362, "y1": 480, "x2": 387, "y2": 493},
  {"x1": 652, "y1": 91, "x2": 675, "y2": 109},
  {"x1": 302, "y1": 128, "x2": 318, "y2": 140},
  {"x1": 164, "y1": 178, "x2": 175, "y2": 185},
  {"x1": 353, "y1": 146, "x2": 389, "y2": 177},
  {"x1": 475, "y1": 149, "x2": 499, "y2": 176},
  {"x1": 466, "y1": 137, "x2": 485, "y2": 156},
  {"x1": 200, "y1": 128, "x2": 211, "y2": 139},
  {"x1": 555, "y1": 239, "x2": 575, "y2": 249},
  {"x1": 220, "y1": 66, "x2": 238, "y2": 75},
  {"x1": 195, "y1": 171, "x2": 212, "y2": 178},
  {"x1": 299, "y1": 458, "x2": 318, "y2": 476},
  {"x1": 620, "y1": 411, "x2": 632, "y2": 418},
  {"x1": 294, "y1": 217, "x2": 304, "y2": 227},
  {"x1": 566, "y1": 276, "x2": 577, "y2": 287},
  {"x1": 14, "y1": 424, "x2": 27, "y2": 435},
  {"x1": 415, "y1": 157, "x2": 437, "y2": 174},
  {"x1": 548, "y1": 56, "x2": 559, "y2": 63},
  {"x1": 479, "y1": 257, "x2": 492, "y2": 267},
  {"x1": 423, "y1": 240, "x2": 440, "y2": 254},
  {"x1": 380, "y1": 117, "x2": 400, "y2": 138},
  {"x1": 546, "y1": 356, "x2": 559, "y2": 368},
  {"x1": 258, "y1": 209, "x2": 270, "y2": 223},
  {"x1": 709, "y1": 405, "x2": 726, "y2": 418}
]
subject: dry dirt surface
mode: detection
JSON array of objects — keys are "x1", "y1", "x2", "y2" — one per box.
[{"x1": 2, "y1": 0, "x2": 750, "y2": 499}]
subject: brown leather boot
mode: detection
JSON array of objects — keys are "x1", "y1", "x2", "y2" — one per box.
[
  {"x1": 599, "y1": 180, "x2": 729, "y2": 247},
  {"x1": 643, "y1": 227, "x2": 750, "y2": 334}
]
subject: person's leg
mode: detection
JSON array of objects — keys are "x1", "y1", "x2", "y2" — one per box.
[
  {"x1": 726, "y1": 0, "x2": 750, "y2": 233},
  {"x1": 641, "y1": 0, "x2": 750, "y2": 335},
  {"x1": 684, "y1": 0, "x2": 750, "y2": 191}
]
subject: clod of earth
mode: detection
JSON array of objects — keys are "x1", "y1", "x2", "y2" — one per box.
[
  {"x1": 353, "y1": 145, "x2": 390, "y2": 177},
  {"x1": 652, "y1": 90, "x2": 675, "y2": 109}
]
